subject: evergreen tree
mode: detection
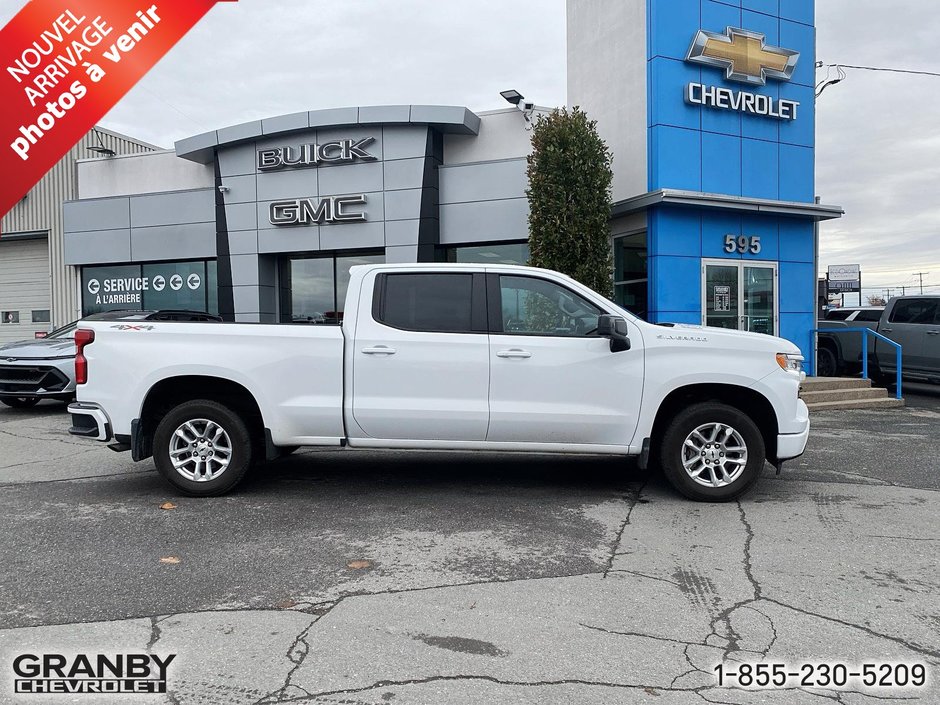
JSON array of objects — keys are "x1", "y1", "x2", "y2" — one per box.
[{"x1": 526, "y1": 107, "x2": 614, "y2": 297}]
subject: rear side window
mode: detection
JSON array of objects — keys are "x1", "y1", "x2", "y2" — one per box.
[
  {"x1": 889, "y1": 299, "x2": 938, "y2": 324},
  {"x1": 825, "y1": 310, "x2": 852, "y2": 321},
  {"x1": 854, "y1": 309, "x2": 883, "y2": 322},
  {"x1": 377, "y1": 273, "x2": 474, "y2": 333}
]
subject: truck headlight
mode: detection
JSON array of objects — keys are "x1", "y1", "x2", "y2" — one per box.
[{"x1": 775, "y1": 353, "x2": 803, "y2": 373}]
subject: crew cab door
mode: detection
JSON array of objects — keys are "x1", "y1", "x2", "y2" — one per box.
[
  {"x1": 878, "y1": 298, "x2": 937, "y2": 372},
  {"x1": 351, "y1": 270, "x2": 489, "y2": 440},
  {"x1": 485, "y1": 273, "x2": 643, "y2": 447}
]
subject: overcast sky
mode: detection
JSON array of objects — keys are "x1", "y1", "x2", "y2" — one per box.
[{"x1": 3, "y1": 0, "x2": 938, "y2": 297}]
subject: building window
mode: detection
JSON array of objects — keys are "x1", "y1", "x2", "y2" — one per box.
[
  {"x1": 81, "y1": 260, "x2": 218, "y2": 316},
  {"x1": 614, "y1": 232, "x2": 647, "y2": 318},
  {"x1": 438, "y1": 241, "x2": 529, "y2": 265},
  {"x1": 279, "y1": 252, "x2": 384, "y2": 324},
  {"x1": 2, "y1": 311, "x2": 19, "y2": 324},
  {"x1": 31, "y1": 310, "x2": 50, "y2": 323}
]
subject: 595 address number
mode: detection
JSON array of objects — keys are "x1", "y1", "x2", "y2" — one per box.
[{"x1": 724, "y1": 234, "x2": 761, "y2": 254}]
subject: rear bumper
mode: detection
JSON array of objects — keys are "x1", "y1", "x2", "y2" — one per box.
[
  {"x1": 68, "y1": 402, "x2": 112, "y2": 442},
  {"x1": 776, "y1": 400, "x2": 810, "y2": 460}
]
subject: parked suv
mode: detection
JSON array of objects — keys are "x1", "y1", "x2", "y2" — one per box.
[{"x1": 0, "y1": 310, "x2": 222, "y2": 408}]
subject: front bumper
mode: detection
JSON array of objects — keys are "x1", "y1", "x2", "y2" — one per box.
[
  {"x1": 68, "y1": 402, "x2": 112, "y2": 442},
  {"x1": 0, "y1": 361, "x2": 74, "y2": 399},
  {"x1": 776, "y1": 399, "x2": 810, "y2": 460}
]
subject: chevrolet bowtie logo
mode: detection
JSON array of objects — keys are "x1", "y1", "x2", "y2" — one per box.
[{"x1": 686, "y1": 27, "x2": 799, "y2": 86}]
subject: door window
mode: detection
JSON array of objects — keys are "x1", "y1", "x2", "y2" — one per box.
[
  {"x1": 743, "y1": 266, "x2": 774, "y2": 335},
  {"x1": 498, "y1": 276, "x2": 602, "y2": 336},
  {"x1": 889, "y1": 299, "x2": 938, "y2": 324},
  {"x1": 378, "y1": 273, "x2": 474, "y2": 333}
]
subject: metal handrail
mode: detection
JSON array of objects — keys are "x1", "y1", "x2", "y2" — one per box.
[{"x1": 811, "y1": 327, "x2": 903, "y2": 400}]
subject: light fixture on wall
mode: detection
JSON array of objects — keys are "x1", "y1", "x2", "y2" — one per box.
[
  {"x1": 500, "y1": 89, "x2": 535, "y2": 128},
  {"x1": 87, "y1": 128, "x2": 116, "y2": 157}
]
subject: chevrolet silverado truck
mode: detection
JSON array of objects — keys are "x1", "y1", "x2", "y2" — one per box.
[{"x1": 67, "y1": 264, "x2": 809, "y2": 501}]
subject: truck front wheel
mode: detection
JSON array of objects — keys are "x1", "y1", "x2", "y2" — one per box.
[
  {"x1": 659, "y1": 402, "x2": 765, "y2": 502},
  {"x1": 153, "y1": 400, "x2": 254, "y2": 497}
]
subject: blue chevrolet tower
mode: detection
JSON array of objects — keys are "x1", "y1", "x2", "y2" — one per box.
[{"x1": 568, "y1": 0, "x2": 841, "y2": 374}]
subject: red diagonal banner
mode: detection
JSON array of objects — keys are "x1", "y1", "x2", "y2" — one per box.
[{"x1": 0, "y1": 0, "x2": 236, "y2": 224}]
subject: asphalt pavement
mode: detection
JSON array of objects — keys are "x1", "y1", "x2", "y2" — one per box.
[{"x1": 0, "y1": 391, "x2": 937, "y2": 704}]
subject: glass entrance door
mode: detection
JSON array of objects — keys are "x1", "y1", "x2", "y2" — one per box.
[{"x1": 702, "y1": 261, "x2": 778, "y2": 335}]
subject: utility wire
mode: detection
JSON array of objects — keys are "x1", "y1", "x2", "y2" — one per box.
[{"x1": 825, "y1": 63, "x2": 940, "y2": 78}]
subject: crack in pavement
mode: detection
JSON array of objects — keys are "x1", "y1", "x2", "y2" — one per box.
[
  {"x1": 736, "y1": 500, "x2": 761, "y2": 602},
  {"x1": 0, "y1": 468, "x2": 156, "y2": 489},
  {"x1": 578, "y1": 621, "x2": 706, "y2": 648},
  {"x1": 762, "y1": 596, "x2": 940, "y2": 661},
  {"x1": 602, "y1": 479, "x2": 648, "y2": 579},
  {"x1": 253, "y1": 615, "x2": 321, "y2": 704},
  {"x1": 0, "y1": 425, "x2": 92, "y2": 448},
  {"x1": 0, "y1": 571, "x2": 607, "y2": 632},
  {"x1": 236, "y1": 673, "x2": 924, "y2": 705}
]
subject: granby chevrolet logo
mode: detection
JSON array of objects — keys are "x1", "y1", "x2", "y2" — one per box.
[{"x1": 684, "y1": 27, "x2": 801, "y2": 120}]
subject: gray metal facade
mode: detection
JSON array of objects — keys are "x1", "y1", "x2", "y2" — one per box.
[
  {"x1": 2, "y1": 127, "x2": 157, "y2": 329},
  {"x1": 64, "y1": 106, "x2": 533, "y2": 322}
]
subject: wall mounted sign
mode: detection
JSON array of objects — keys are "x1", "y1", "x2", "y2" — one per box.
[
  {"x1": 257, "y1": 138, "x2": 377, "y2": 171},
  {"x1": 684, "y1": 27, "x2": 800, "y2": 121},
  {"x1": 269, "y1": 195, "x2": 367, "y2": 226}
]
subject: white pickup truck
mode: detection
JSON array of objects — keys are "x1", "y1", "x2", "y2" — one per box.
[{"x1": 68, "y1": 263, "x2": 809, "y2": 501}]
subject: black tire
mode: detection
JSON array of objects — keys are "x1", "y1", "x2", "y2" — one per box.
[
  {"x1": 1, "y1": 397, "x2": 40, "y2": 408},
  {"x1": 152, "y1": 399, "x2": 254, "y2": 497},
  {"x1": 659, "y1": 402, "x2": 765, "y2": 502},
  {"x1": 816, "y1": 346, "x2": 839, "y2": 378}
]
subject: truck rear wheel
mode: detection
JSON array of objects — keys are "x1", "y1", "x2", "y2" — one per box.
[
  {"x1": 153, "y1": 399, "x2": 253, "y2": 497},
  {"x1": 659, "y1": 402, "x2": 765, "y2": 502}
]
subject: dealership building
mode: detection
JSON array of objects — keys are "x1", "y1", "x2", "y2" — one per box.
[
  {"x1": 60, "y1": 0, "x2": 837, "y2": 370},
  {"x1": 0, "y1": 127, "x2": 155, "y2": 343}
]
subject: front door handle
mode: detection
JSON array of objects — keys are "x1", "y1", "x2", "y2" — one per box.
[
  {"x1": 927, "y1": 330, "x2": 940, "y2": 336},
  {"x1": 881, "y1": 328, "x2": 892, "y2": 333},
  {"x1": 362, "y1": 346, "x2": 396, "y2": 355},
  {"x1": 496, "y1": 349, "x2": 532, "y2": 359}
]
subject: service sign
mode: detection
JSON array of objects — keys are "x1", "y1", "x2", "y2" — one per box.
[{"x1": 828, "y1": 264, "x2": 861, "y2": 293}]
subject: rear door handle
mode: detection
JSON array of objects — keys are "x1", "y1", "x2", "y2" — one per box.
[
  {"x1": 880, "y1": 328, "x2": 892, "y2": 333},
  {"x1": 928, "y1": 330, "x2": 940, "y2": 336},
  {"x1": 362, "y1": 346, "x2": 396, "y2": 355},
  {"x1": 496, "y1": 349, "x2": 532, "y2": 359}
]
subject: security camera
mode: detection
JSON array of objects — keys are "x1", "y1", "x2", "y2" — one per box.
[{"x1": 500, "y1": 89, "x2": 535, "y2": 127}]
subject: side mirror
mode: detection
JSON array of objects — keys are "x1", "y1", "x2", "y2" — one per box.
[{"x1": 597, "y1": 314, "x2": 631, "y2": 352}]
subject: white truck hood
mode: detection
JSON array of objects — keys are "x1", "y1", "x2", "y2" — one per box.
[{"x1": 652, "y1": 323, "x2": 803, "y2": 357}]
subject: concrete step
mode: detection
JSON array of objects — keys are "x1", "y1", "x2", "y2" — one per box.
[
  {"x1": 805, "y1": 397, "x2": 905, "y2": 412},
  {"x1": 800, "y1": 377, "x2": 872, "y2": 392},
  {"x1": 800, "y1": 387, "x2": 893, "y2": 403}
]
